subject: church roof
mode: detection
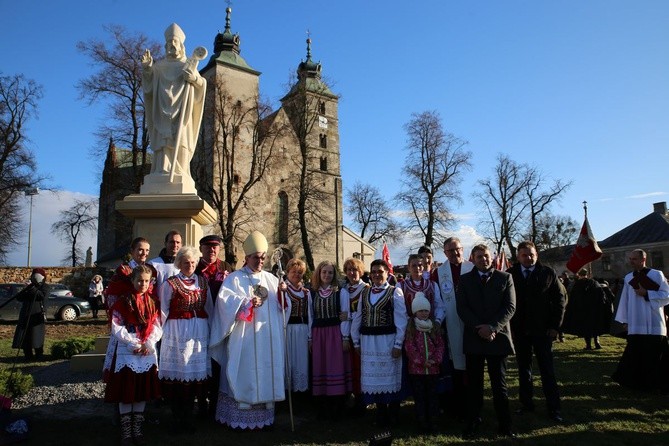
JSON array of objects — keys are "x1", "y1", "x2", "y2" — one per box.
[
  {"x1": 598, "y1": 203, "x2": 669, "y2": 248},
  {"x1": 201, "y1": 7, "x2": 260, "y2": 75}
]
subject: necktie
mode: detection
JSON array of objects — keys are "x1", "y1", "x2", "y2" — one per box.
[
  {"x1": 371, "y1": 287, "x2": 384, "y2": 293},
  {"x1": 524, "y1": 269, "x2": 531, "y2": 279},
  {"x1": 480, "y1": 274, "x2": 489, "y2": 285}
]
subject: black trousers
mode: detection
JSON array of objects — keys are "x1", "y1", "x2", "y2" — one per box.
[
  {"x1": 465, "y1": 354, "x2": 511, "y2": 430},
  {"x1": 515, "y1": 334, "x2": 560, "y2": 413},
  {"x1": 409, "y1": 375, "x2": 439, "y2": 420}
]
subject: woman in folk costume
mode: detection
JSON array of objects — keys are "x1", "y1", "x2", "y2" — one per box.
[
  {"x1": 158, "y1": 246, "x2": 213, "y2": 434},
  {"x1": 404, "y1": 292, "x2": 445, "y2": 432},
  {"x1": 104, "y1": 237, "x2": 156, "y2": 315},
  {"x1": 351, "y1": 259, "x2": 408, "y2": 428},
  {"x1": 309, "y1": 260, "x2": 352, "y2": 419},
  {"x1": 400, "y1": 254, "x2": 444, "y2": 325},
  {"x1": 104, "y1": 265, "x2": 162, "y2": 446},
  {"x1": 340, "y1": 257, "x2": 370, "y2": 414},
  {"x1": 282, "y1": 258, "x2": 310, "y2": 393},
  {"x1": 209, "y1": 231, "x2": 289, "y2": 430}
]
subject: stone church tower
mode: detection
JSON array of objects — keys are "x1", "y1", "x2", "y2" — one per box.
[{"x1": 194, "y1": 8, "x2": 343, "y2": 270}]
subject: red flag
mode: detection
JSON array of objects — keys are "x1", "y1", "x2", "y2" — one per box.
[
  {"x1": 382, "y1": 242, "x2": 394, "y2": 275},
  {"x1": 493, "y1": 250, "x2": 510, "y2": 271},
  {"x1": 566, "y1": 217, "x2": 602, "y2": 273}
]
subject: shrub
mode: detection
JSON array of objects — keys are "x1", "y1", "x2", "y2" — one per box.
[
  {"x1": 0, "y1": 368, "x2": 34, "y2": 398},
  {"x1": 50, "y1": 337, "x2": 95, "y2": 359}
]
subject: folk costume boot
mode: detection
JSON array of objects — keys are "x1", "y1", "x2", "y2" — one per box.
[
  {"x1": 119, "y1": 414, "x2": 133, "y2": 446},
  {"x1": 132, "y1": 412, "x2": 146, "y2": 446}
]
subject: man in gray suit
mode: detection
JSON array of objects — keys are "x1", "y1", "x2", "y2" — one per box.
[{"x1": 456, "y1": 244, "x2": 516, "y2": 439}]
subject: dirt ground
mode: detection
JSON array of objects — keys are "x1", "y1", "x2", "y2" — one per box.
[{"x1": 0, "y1": 317, "x2": 110, "y2": 341}]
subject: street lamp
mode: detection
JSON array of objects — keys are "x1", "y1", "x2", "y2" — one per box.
[{"x1": 25, "y1": 187, "x2": 39, "y2": 267}]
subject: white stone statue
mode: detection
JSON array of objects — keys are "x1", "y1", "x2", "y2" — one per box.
[{"x1": 141, "y1": 23, "x2": 207, "y2": 194}]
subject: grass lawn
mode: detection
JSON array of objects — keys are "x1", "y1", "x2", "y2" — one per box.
[{"x1": 1, "y1": 327, "x2": 668, "y2": 445}]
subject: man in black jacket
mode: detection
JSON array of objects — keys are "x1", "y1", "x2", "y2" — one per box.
[{"x1": 508, "y1": 241, "x2": 566, "y2": 422}]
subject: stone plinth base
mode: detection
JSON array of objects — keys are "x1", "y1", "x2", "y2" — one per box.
[
  {"x1": 116, "y1": 193, "x2": 217, "y2": 250},
  {"x1": 140, "y1": 173, "x2": 197, "y2": 195}
]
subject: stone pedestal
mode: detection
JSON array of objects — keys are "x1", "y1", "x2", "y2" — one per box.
[{"x1": 116, "y1": 193, "x2": 217, "y2": 250}]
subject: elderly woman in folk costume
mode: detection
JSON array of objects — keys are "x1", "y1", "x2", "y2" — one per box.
[
  {"x1": 339, "y1": 257, "x2": 369, "y2": 414},
  {"x1": 158, "y1": 246, "x2": 213, "y2": 434},
  {"x1": 351, "y1": 259, "x2": 408, "y2": 428},
  {"x1": 281, "y1": 258, "x2": 310, "y2": 393},
  {"x1": 209, "y1": 231, "x2": 290, "y2": 430},
  {"x1": 103, "y1": 265, "x2": 162, "y2": 446}
]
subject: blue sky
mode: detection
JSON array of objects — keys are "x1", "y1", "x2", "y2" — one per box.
[{"x1": 2, "y1": 0, "x2": 668, "y2": 266}]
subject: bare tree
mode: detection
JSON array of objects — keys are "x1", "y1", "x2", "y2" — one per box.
[
  {"x1": 51, "y1": 199, "x2": 98, "y2": 266},
  {"x1": 524, "y1": 171, "x2": 572, "y2": 244},
  {"x1": 194, "y1": 78, "x2": 285, "y2": 265},
  {"x1": 531, "y1": 213, "x2": 578, "y2": 251},
  {"x1": 474, "y1": 154, "x2": 532, "y2": 260},
  {"x1": 395, "y1": 110, "x2": 472, "y2": 247},
  {"x1": 76, "y1": 25, "x2": 162, "y2": 190},
  {"x1": 346, "y1": 182, "x2": 401, "y2": 244},
  {"x1": 0, "y1": 73, "x2": 47, "y2": 264}
]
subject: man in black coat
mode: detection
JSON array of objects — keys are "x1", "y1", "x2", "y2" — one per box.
[
  {"x1": 456, "y1": 244, "x2": 516, "y2": 438},
  {"x1": 508, "y1": 241, "x2": 566, "y2": 422}
]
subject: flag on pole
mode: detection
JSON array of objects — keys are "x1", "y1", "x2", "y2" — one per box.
[
  {"x1": 566, "y1": 216, "x2": 602, "y2": 273},
  {"x1": 382, "y1": 242, "x2": 394, "y2": 275},
  {"x1": 493, "y1": 250, "x2": 511, "y2": 271}
]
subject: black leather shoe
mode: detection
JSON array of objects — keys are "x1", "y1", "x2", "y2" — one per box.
[
  {"x1": 497, "y1": 428, "x2": 517, "y2": 438},
  {"x1": 462, "y1": 417, "x2": 482, "y2": 438},
  {"x1": 550, "y1": 412, "x2": 564, "y2": 423},
  {"x1": 515, "y1": 405, "x2": 535, "y2": 414}
]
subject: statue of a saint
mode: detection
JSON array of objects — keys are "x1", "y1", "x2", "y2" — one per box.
[
  {"x1": 85, "y1": 246, "x2": 93, "y2": 267},
  {"x1": 142, "y1": 23, "x2": 207, "y2": 193}
]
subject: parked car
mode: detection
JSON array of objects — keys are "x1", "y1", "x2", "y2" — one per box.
[{"x1": 0, "y1": 283, "x2": 91, "y2": 322}]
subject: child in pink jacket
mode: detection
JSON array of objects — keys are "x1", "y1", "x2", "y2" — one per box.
[{"x1": 404, "y1": 292, "x2": 445, "y2": 431}]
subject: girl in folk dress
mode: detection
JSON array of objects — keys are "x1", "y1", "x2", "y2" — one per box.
[
  {"x1": 309, "y1": 260, "x2": 352, "y2": 419},
  {"x1": 103, "y1": 265, "x2": 162, "y2": 446},
  {"x1": 158, "y1": 246, "x2": 213, "y2": 434},
  {"x1": 340, "y1": 257, "x2": 369, "y2": 414},
  {"x1": 282, "y1": 258, "x2": 310, "y2": 393},
  {"x1": 404, "y1": 292, "x2": 444, "y2": 432}
]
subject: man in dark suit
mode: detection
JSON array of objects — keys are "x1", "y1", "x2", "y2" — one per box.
[
  {"x1": 456, "y1": 244, "x2": 516, "y2": 438},
  {"x1": 508, "y1": 241, "x2": 566, "y2": 423}
]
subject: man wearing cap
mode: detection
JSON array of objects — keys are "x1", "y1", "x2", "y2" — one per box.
[
  {"x1": 195, "y1": 234, "x2": 231, "y2": 418},
  {"x1": 209, "y1": 231, "x2": 290, "y2": 430},
  {"x1": 142, "y1": 23, "x2": 205, "y2": 183},
  {"x1": 12, "y1": 268, "x2": 49, "y2": 361},
  {"x1": 148, "y1": 230, "x2": 182, "y2": 288}
]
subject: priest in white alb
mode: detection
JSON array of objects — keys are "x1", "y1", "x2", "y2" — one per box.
[{"x1": 209, "y1": 231, "x2": 290, "y2": 429}]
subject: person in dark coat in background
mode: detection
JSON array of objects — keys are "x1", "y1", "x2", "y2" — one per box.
[
  {"x1": 507, "y1": 241, "x2": 566, "y2": 423},
  {"x1": 562, "y1": 268, "x2": 612, "y2": 349},
  {"x1": 12, "y1": 268, "x2": 49, "y2": 361}
]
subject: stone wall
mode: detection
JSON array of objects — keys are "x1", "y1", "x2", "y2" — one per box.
[{"x1": 0, "y1": 267, "x2": 113, "y2": 299}]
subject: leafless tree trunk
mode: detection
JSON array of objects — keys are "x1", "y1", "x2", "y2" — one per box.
[
  {"x1": 524, "y1": 172, "x2": 572, "y2": 244},
  {"x1": 193, "y1": 78, "x2": 285, "y2": 266},
  {"x1": 395, "y1": 110, "x2": 472, "y2": 248},
  {"x1": 346, "y1": 182, "x2": 401, "y2": 245},
  {"x1": 474, "y1": 154, "x2": 531, "y2": 260},
  {"x1": 0, "y1": 73, "x2": 47, "y2": 264},
  {"x1": 51, "y1": 199, "x2": 98, "y2": 266},
  {"x1": 76, "y1": 25, "x2": 161, "y2": 191}
]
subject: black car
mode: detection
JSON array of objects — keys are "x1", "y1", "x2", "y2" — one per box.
[{"x1": 0, "y1": 283, "x2": 92, "y2": 321}]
